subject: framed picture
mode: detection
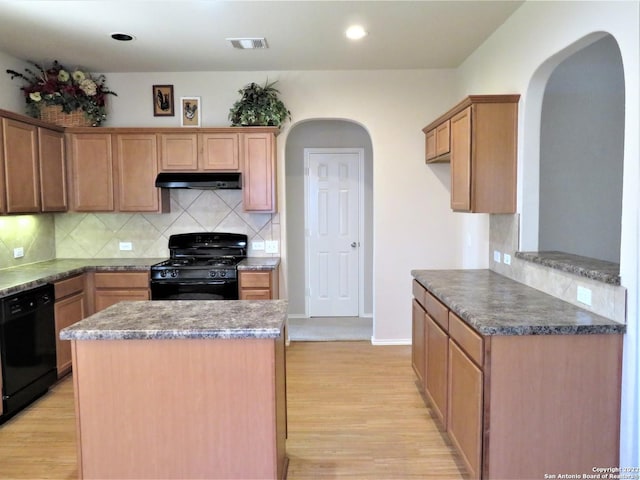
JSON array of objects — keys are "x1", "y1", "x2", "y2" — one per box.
[
  {"x1": 180, "y1": 97, "x2": 201, "y2": 127},
  {"x1": 152, "y1": 85, "x2": 174, "y2": 116}
]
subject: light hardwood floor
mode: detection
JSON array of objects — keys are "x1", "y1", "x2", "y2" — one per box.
[{"x1": 0, "y1": 341, "x2": 464, "y2": 479}]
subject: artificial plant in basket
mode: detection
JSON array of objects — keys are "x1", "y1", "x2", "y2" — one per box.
[
  {"x1": 6, "y1": 60, "x2": 117, "y2": 126},
  {"x1": 228, "y1": 80, "x2": 291, "y2": 127}
]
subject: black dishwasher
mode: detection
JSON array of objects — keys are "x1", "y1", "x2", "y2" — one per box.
[{"x1": 0, "y1": 284, "x2": 57, "y2": 423}]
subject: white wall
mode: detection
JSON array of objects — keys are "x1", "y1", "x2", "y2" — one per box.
[
  {"x1": 0, "y1": 52, "x2": 29, "y2": 112},
  {"x1": 456, "y1": 0, "x2": 640, "y2": 469}
]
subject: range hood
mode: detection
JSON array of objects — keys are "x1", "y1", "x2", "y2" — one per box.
[{"x1": 155, "y1": 172, "x2": 242, "y2": 190}]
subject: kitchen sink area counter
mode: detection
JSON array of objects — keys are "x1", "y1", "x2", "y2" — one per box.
[
  {"x1": 411, "y1": 268, "x2": 625, "y2": 335},
  {"x1": 60, "y1": 299, "x2": 288, "y2": 480}
]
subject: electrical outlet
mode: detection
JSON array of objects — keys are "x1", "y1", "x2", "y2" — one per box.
[
  {"x1": 252, "y1": 241, "x2": 265, "y2": 251},
  {"x1": 503, "y1": 253, "x2": 511, "y2": 265},
  {"x1": 577, "y1": 286, "x2": 592, "y2": 306},
  {"x1": 493, "y1": 250, "x2": 501, "y2": 263},
  {"x1": 119, "y1": 242, "x2": 133, "y2": 251},
  {"x1": 13, "y1": 247, "x2": 24, "y2": 258},
  {"x1": 265, "y1": 240, "x2": 279, "y2": 254}
]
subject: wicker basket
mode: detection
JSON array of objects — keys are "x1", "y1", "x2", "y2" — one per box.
[{"x1": 39, "y1": 105, "x2": 93, "y2": 127}]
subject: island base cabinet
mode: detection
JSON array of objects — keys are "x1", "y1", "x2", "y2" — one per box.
[
  {"x1": 71, "y1": 336, "x2": 287, "y2": 480},
  {"x1": 484, "y1": 334, "x2": 622, "y2": 480}
]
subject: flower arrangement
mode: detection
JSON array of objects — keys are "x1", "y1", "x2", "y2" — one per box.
[{"x1": 6, "y1": 60, "x2": 117, "y2": 126}]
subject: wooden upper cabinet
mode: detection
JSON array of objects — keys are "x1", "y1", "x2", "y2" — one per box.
[
  {"x1": 68, "y1": 133, "x2": 114, "y2": 211},
  {"x1": 158, "y1": 133, "x2": 199, "y2": 171},
  {"x1": 242, "y1": 132, "x2": 276, "y2": 212},
  {"x1": 200, "y1": 133, "x2": 240, "y2": 171},
  {"x1": 68, "y1": 132, "x2": 167, "y2": 213},
  {"x1": 2, "y1": 118, "x2": 40, "y2": 213},
  {"x1": 158, "y1": 132, "x2": 240, "y2": 171},
  {"x1": 38, "y1": 127, "x2": 67, "y2": 212},
  {"x1": 114, "y1": 134, "x2": 167, "y2": 212},
  {"x1": 450, "y1": 107, "x2": 472, "y2": 212},
  {"x1": 423, "y1": 95, "x2": 519, "y2": 213},
  {"x1": 425, "y1": 120, "x2": 452, "y2": 163}
]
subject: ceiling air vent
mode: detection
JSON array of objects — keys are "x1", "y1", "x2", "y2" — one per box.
[{"x1": 227, "y1": 37, "x2": 269, "y2": 49}]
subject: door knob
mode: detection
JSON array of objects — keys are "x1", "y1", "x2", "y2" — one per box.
[{"x1": 351, "y1": 242, "x2": 357, "y2": 248}]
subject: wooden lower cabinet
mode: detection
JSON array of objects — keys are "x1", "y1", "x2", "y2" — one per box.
[
  {"x1": 411, "y1": 279, "x2": 622, "y2": 479},
  {"x1": 54, "y1": 274, "x2": 86, "y2": 377},
  {"x1": 239, "y1": 269, "x2": 279, "y2": 300},
  {"x1": 411, "y1": 299, "x2": 426, "y2": 387},
  {"x1": 92, "y1": 271, "x2": 150, "y2": 312},
  {"x1": 425, "y1": 315, "x2": 448, "y2": 427},
  {"x1": 447, "y1": 339, "x2": 482, "y2": 479}
]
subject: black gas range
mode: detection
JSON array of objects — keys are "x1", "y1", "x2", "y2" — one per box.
[{"x1": 150, "y1": 232, "x2": 247, "y2": 300}]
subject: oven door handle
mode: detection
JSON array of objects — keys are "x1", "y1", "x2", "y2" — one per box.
[{"x1": 151, "y1": 280, "x2": 230, "y2": 286}]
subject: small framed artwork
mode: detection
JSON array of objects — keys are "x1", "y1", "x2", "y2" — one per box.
[
  {"x1": 152, "y1": 85, "x2": 174, "y2": 116},
  {"x1": 180, "y1": 96, "x2": 201, "y2": 127}
]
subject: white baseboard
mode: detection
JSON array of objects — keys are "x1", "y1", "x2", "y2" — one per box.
[{"x1": 370, "y1": 337, "x2": 412, "y2": 346}]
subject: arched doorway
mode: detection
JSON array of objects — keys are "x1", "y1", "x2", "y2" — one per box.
[{"x1": 284, "y1": 119, "x2": 373, "y2": 340}]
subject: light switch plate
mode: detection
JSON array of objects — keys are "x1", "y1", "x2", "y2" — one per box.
[
  {"x1": 13, "y1": 247, "x2": 24, "y2": 258},
  {"x1": 503, "y1": 253, "x2": 511, "y2": 265},
  {"x1": 252, "y1": 241, "x2": 265, "y2": 251},
  {"x1": 119, "y1": 242, "x2": 133, "y2": 251},
  {"x1": 265, "y1": 240, "x2": 279, "y2": 254},
  {"x1": 493, "y1": 250, "x2": 501, "y2": 263}
]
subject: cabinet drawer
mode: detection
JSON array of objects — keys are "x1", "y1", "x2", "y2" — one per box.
[
  {"x1": 55, "y1": 274, "x2": 85, "y2": 299},
  {"x1": 412, "y1": 280, "x2": 426, "y2": 307},
  {"x1": 425, "y1": 291, "x2": 448, "y2": 331},
  {"x1": 94, "y1": 272, "x2": 149, "y2": 289},
  {"x1": 448, "y1": 312, "x2": 483, "y2": 367},
  {"x1": 240, "y1": 271, "x2": 271, "y2": 289}
]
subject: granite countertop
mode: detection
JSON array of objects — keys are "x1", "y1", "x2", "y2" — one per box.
[
  {"x1": 0, "y1": 258, "x2": 163, "y2": 297},
  {"x1": 515, "y1": 251, "x2": 620, "y2": 285},
  {"x1": 237, "y1": 257, "x2": 280, "y2": 270},
  {"x1": 0, "y1": 257, "x2": 280, "y2": 297},
  {"x1": 60, "y1": 299, "x2": 288, "y2": 340},
  {"x1": 411, "y1": 269, "x2": 625, "y2": 336}
]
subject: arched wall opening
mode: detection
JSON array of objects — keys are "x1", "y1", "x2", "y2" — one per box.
[{"x1": 520, "y1": 32, "x2": 625, "y2": 266}]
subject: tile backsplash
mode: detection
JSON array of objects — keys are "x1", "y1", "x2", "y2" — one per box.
[
  {"x1": 55, "y1": 189, "x2": 280, "y2": 258},
  {"x1": 0, "y1": 189, "x2": 279, "y2": 270},
  {"x1": 0, "y1": 214, "x2": 56, "y2": 269}
]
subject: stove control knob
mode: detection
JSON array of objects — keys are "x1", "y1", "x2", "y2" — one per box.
[
  {"x1": 220, "y1": 271, "x2": 226, "y2": 278},
  {"x1": 160, "y1": 270, "x2": 167, "y2": 278},
  {"x1": 170, "y1": 270, "x2": 178, "y2": 278},
  {"x1": 209, "y1": 271, "x2": 217, "y2": 278}
]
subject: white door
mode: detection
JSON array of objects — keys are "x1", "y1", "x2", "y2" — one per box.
[{"x1": 305, "y1": 148, "x2": 362, "y2": 317}]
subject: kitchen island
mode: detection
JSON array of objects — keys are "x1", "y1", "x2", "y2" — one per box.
[{"x1": 60, "y1": 299, "x2": 288, "y2": 480}]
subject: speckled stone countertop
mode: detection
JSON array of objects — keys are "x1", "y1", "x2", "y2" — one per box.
[
  {"x1": 411, "y1": 269, "x2": 625, "y2": 336},
  {"x1": 237, "y1": 258, "x2": 280, "y2": 270},
  {"x1": 515, "y1": 251, "x2": 620, "y2": 285},
  {"x1": 0, "y1": 257, "x2": 280, "y2": 297},
  {"x1": 0, "y1": 258, "x2": 163, "y2": 297},
  {"x1": 60, "y1": 299, "x2": 288, "y2": 340}
]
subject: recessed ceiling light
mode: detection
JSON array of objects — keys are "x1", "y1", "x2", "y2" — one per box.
[
  {"x1": 111, "y1": 32, "x2": 135, "y2": 42},
  {"x1": 227, "y1": 38, "x2": 269, "y2": 49},
  {"x1": 346, "y1": 25, "x2": 367, "y2": 40}
]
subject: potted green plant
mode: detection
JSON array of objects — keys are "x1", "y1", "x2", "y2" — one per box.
[
  {"x1": 6, "y1": 60, "x2": 117, "y2": 126},
  {"x1": 228, "y1": 80, "x2": 291, "y2": 127}
]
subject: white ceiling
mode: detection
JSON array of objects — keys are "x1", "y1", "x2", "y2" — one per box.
[{"x1": 0, "y1": 1, "x2": 523, "y2": 73}]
